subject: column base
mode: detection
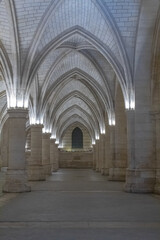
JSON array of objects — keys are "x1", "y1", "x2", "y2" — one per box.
[
  {"x1": 52, "y1": 164, "x2": 59, "y2": 172},
  {"x1": 154, "y1": 184, "x2": 160, "y2": 194},
  {"x1": 108, "y1": 168, "x2": 126, "y2": 181},
  {"x1": 44, "y1": 164, "x2": 52, "y2": 176},
  {"x1": 3, "y1": 170, "x2": 31, "y2": 193},
  {"x1": 154, "y1": 169, "x2": 160, "y2": 194},
  {"x1": 93, "y1": 165, "x2": 96, "y2": 170},
  {"x1": 52, "y1": 167, "x2": 58, "y2": 172},
  {"x1": 101, "y1": 168, "x2": 109, "y2": 176},
  {"x1": 124, "y1": 169, "x2": 156, "y2": 193},
  {"x1": 27, "y1": 165, "x2": 46, "y2": 181}
]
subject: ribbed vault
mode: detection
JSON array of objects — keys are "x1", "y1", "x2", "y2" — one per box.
[{"x1": 0, "y1": 0, "x2": 142, "y2": 145}]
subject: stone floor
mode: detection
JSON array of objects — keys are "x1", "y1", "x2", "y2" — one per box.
[{"x1": 0, "y1": 169, "x2": 160, "y2": 240}]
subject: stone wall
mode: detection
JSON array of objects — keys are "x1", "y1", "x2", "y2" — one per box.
[
  {"x1": 62, "y1": 124, "x2": 92, "y2": 151},
  {"x1": 59, "y1": 151, "x2": 93, "y2": 169}
]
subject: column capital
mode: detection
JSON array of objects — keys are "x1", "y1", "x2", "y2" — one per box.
[
  {"x1": 125, "y1": 108, "x2": 135, "y2": 112},
  {"x1": 125, "y1": 109, "x2": 135, "y2": 118},
  {"x1": 3, "y1": 107, "x2": 31, "y2": 192},
  {"x1": 42, "y1": 133, "x2": 51, "y2": 138},
  {"x1": 50, "y1": 138, "x2": 56, "y2": 143},
  {"x1": 100, "y1": 133, "x2": 106, "y2": 140},
  {"x1": 30, "y1": 124, "x2": 44, "y2": 129},
  {"x1": 55, "y1": 143, "x2": 59, "y2": 147},
  {"x1": 7, "y1": 108, "x2": 28, "y2": 118},
  {"x1": 109, "y1": 125, "x2": 115, "y2": 128}
]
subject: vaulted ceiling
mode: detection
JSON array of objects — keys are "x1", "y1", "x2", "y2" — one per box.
[{"x1": 0, "y1": 0, "x2": 142, "y2": 143}]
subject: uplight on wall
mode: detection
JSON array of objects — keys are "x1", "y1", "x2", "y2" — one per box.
[
  {"x1": 95, "y1": 134, "x2": 100, "y2": 140},
  {"x1": 101, "y1": 128, "x2": 106, "y2": 134},
  {"x1": 17, "y1": 100, "x2": 23, "y2": 108},
  {"x1": 130, "y1": 100, "x2": 135, "y2": 110},
  {"x1": 9, "y1": 94, "x2": 16, "y2": 108},
  {"x1": 58, "y1": 142, "x2": 63, "y2": 148},
  {"x1": 40, "y1": 117, "x2": 43, "y2": 124},
  {"x1": 55, "y1": 139, "x2": 59, "y2": 144},
  {"x1": 30, "y1": 116, "x2": 43, "y2": 125},
  {"x1": 7, "y1": 92, "x2": 29, "y2": 109},
  {"x1": 30, "y1": 116, "x2": 36, "y2": 125},
  {"x1": 125, "y1": 100, "x2": 129, "y2": 110},
  {"x1": 125, "y1": 100, "x2": 135, "y2": 110},
  {"x1": 24, "y1": 98, "x2": 29, "y2": 108},
  {"x1": 42, "y1": 127, "x2": 51, "y2": 134},
  {"x1": 51, "y1": 134, "x2": 56, "y2": 139},
  {"x1": 125, "y1": 93, "x2": 135, "y2": 110},
  {"x1": 109, "y1": 117, "x2": 116, "y2": 126}
]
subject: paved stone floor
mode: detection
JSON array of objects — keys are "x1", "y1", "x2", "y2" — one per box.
[{"x1": 0, "y1": 169, "x2": 160, "y2": 240}]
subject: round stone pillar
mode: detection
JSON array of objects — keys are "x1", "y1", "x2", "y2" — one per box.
[
  {"x1": 92, "y1": 145, "x2": 96, "y2": 170},
  {"x1": 155, "y1": 170, "x2": 160, "y2": 194},
  {"x1": 27, "y1": 124, "x2": 45, "y2": 181},
  {"x1": 51, "y1": 141, "x2": 59, "y2": 172},
  {"x1": 100, "y1": 134, "x2": 106, "y2": 175},
  {"x1": 1, "y1": 119, "x2": 9, "y2": 169},
  {"x1": 103, "y1": 114, "x2": 110, "y2": 176},
  {"x1": 154, "y1": 112, "x2": 160, "y2": 194},
  {"x1": 95, "y1": 139, "x2": 100, "y2": 172},
  {"x1": 125, "y1": 110, "x2": 155, "y2": 193},
  {"x1": 3, "y1": 108, "x2": 31, "y2": 193},
  {"x1": 50, "y1": 139, "x2": 54, "y2": 173},
  {"x1": 54, "y1": 143, "x2": 59, "y2": 171},
  {"x1": 111, "y1": 82, "x2": 127, "y2": 181},
  {"x1": 108, "y1": 126, "x2": 116, "y2": 180},
  {"x1": 124, "y1": 2, "x2": 157, "y2": 193},
  {"x1": 42, "y1": 133, "x2": 52, "y2": 176}
]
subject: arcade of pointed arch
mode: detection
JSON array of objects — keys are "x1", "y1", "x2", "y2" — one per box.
[{"x1": 0, "y1": 0, "x2": 142, "y2": 146}]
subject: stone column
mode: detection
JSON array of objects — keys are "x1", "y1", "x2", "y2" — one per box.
[
  {"x1": 110, "y1": 82, "x2": 127, "y2": 181},
  {"x1": 1, "y1": 119, "x2": 9, "y2": 170},
  {"x1": 100, "y1": 134, "x2": 106, "y2": 175},
  {"x1": 50, "y1": 139, "x2": 54, "y2": 173},
  {"x1": 42, "y1": 133, "x2": 52, "y2": 176},
  {"x1": 152, "y1": 112, "x2": 160, "y2": 194},
  {"x1": 27, "y1": 124, "x2": 45, "y2": 181},
  {"x1": 52, "y1": 142, "x2": 59, "y2": 172},
  {"x1": 125, "y1": 110, "x2": 135, "y2": 170},
  {"x1": 92, "y1": 145, "x2": 96, "y2": 170},
  {"x1": 103, "y1": 114, "x2": 110, "y2": 176},
  {"x1": 124, "y1": 0, "x2": 159, "y2": 192},
  {"x1": 98, "y1": 138, "x2": 102, "y2": 172},
  {"x1": 26, "y1": 130, "x2": 31, "y2": 150},
  {"x1": 108, "y1": 126, "x2": 116, "y2": 180},
  {"x1": 124, "y1": 110, "x2": 136, "y2": 190},
  {"x1": 3, "y1": 108, "x2": 31, "y2": 193},
  {"x1": 125, "y1": 109, "x2": 155, "y2": 192},
  {"x1": 95, "y1": 139, "x2": 100, "y2": 172}
]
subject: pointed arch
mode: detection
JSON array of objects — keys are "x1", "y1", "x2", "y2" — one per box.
[
  {"x1": 72, "y1": 127, "x2": 83, "y2": 149},
  {"x1": 25, "y1": 27, "x2": 128, "y2": 103}
]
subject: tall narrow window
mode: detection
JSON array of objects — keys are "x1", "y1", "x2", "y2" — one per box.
[{"x1": 72, "y1": 127, "x2": 83, "y2": 149}]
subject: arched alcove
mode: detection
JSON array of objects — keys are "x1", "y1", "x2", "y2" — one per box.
[{"x1": 72, "y1": 127, "x2": 83, "y2": 149}]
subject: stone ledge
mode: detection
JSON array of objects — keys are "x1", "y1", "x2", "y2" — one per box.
[
  {"x1": 3, "y1": 170, "x2": 31, "y2": 193},
  {"x1": 27, "y1": 166, "x2": 46, "y2": 181},
  {"x1": 108, "y1": 167, "x2": 126, "y2": 181},
  {"x1": 124, "y1": 169, "x2": 156, "y2": 193}
]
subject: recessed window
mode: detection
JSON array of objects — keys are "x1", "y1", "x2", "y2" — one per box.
[{"x1": 72, "y1": 127, "x2": 83, "y2": 149}]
